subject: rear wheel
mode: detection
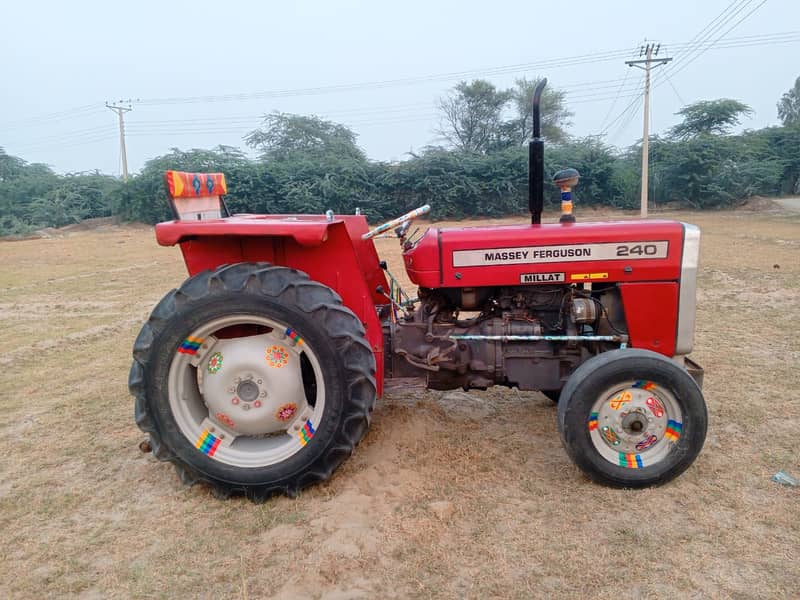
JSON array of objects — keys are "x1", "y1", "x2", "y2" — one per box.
[
  {"x1": 558, "y1": 349, "x2": 707, "y2": 487},
  {"x1": 129, "y1": 263, "x2": 376, "y2": 501}
]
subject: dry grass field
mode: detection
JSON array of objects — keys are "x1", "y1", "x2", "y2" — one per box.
[{"x1": 1, "y1": 207, "x2": 798, "y2": 599}]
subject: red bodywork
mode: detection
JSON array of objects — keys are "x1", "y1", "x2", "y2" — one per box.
[
  {"x1": 158, "y1": 215, "x2": 688, "y2": 395},
  {"x1": 403, "y1": 220, "x2": 686, "y2": 357}
]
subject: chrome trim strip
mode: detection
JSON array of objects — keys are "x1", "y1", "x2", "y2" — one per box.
[
  {"x1": 676, "y1": 223, "x2": 701, "y2": 355},
  {"x1": 449, "y1": 335, "x2": 624, "y2": 342}
]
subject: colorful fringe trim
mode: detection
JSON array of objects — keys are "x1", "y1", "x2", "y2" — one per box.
[
  {"x1": 664, "y1": 419, "x2": 683, "y2": 441},
  {"x1": 178, "y1": 336, "x2": 204, "y2": 355},
  {"x1": 196, "y1": 430, "x2": 221, "y2": 457},
  {"x1": 588, "y1": 412, "x2": 599, "y2": 431},
  {"x1": 298, "y1": 420, "x2": 315, "y2": 446},
  {"x1": 618, "y1": 453, "x2": 644, "y2": 468},
  {"x1": 285, "y1": 327, "x2": 304, "y2": 347}
]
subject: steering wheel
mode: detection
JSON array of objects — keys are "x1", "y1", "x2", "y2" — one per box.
[{"x1": 361, "y1": 205, "x2": 431, "y2": 240}]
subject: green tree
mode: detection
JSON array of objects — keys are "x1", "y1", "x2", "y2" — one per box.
[
  {"x1": 777, "y1": 76, "x2": 800, "y2": 126},
  {"x1": 670, "y1": 99, "x2": 753, "y2": 139},
  {"x1": 437, "y1": 80, "x2": 512, "y2": 154},
  {"x1": 0, "y1": 147, "x2": 26, "y2": 182},
  {"x1": 245, "y1": 112, "x2": 365, "y2": 160}
]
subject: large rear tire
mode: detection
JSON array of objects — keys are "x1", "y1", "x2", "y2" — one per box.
[
  {"x1": 129, "y1": 263, "x2": 376, "y2": 501},
  {"x1": 558, "y1": 349, "x2": 707, "y2": 488}
]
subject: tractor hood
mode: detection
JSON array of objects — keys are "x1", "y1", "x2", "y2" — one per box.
[{"x1": 403, "y1": 220, "x2": 687, "y2": 288}]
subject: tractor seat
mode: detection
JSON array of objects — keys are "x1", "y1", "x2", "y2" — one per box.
[{"x1": 165, "y1": 170, "x2": 229, "y2": 221}]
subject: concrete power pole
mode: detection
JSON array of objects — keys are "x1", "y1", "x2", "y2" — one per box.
[
  {"x1": 106, "y1": 101, "x2": 133, "y2": 182},
  {"x1": 626, "y1": 44, "x2": 671, "y2": 218}
]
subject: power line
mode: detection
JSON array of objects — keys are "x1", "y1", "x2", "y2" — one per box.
[
  {"x1": 7, "y1": 134, "x2": 119, "y2": 155},
  {"x1": 600, "y1": 74, "x2": 646, "y2": 136},
  {"x1": 670, "y1": 0, "x2": 752, "y2": 63},
  {"x1": 3, "y1": 31, "x2": 796, "y2": 135},
  {"x1": 661, "y1": 67, "x2": 687, "y2": 106},
  {"x1": 4, "y1": 26, "x2": 797, "y2": 159},
  {"x1": 661, "y1": 0, "x2": 769, "y2": 82},
  {"x1": 598, "y1": 47, "x2": 641, "y2": 132},
  {"x1": 134, "y1": 30, "x2": 794, "y2": 108},
  {"x1": 0, "y1": 104, "x2": 106, "y2": 130},
  {"x1": 660, "y1": 0, "x2": 753, "y2": 78},
  {"x1": 606, "y1": 95, "x2": 644, "y2": 144},
  {"x1": 653, "y1": 0, "x2": 765, "y2": 87},
  {"x1": 135, "y1": 49, "x2": 637, "y2": 106}
]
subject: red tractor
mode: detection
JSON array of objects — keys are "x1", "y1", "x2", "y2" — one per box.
[{"x1": 130, "y1": 81, "x2": 707, "y2": 501}]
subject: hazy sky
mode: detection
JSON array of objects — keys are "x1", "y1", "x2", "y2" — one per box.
[{"x1": 2, "y1": 0, "x2": 798, "y2": 175}]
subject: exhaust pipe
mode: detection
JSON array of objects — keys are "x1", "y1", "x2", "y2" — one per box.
[{"x1": 529, "y1": 78, "x2": 547, "y2": 225}]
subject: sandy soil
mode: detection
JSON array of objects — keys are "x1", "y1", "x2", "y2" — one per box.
[{"x1": 0, "y1": 208, "x2": 798, "y2": 599}]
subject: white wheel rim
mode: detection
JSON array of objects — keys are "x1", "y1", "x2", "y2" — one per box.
[
  {"x1": 588, "y1": 380, "x2": 683, "y2": 469},
  {"x1": 167, "y1": 314, "x2": 326, "y2": 468}
]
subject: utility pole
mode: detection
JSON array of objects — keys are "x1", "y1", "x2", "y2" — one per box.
[
  {"x1": 106, "y1": 101, "x2": 133, "y2": 182},
  {"x1": 626, "y1": 43, "x2": 671, "y2": 218}
]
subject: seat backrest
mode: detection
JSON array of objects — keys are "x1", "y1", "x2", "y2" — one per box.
[{"x1": 165, "y1": 171, "x2": 228, "y2": 220}]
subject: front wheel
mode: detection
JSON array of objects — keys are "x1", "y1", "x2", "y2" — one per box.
[
  {"x1": 129, "y1": 263, "x2": 376, "y2": 501},
  {"x1": 558, "y1": 349, "x2": 707, "y2": 487}
]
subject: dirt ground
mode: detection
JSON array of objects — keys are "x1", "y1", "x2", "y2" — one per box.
[{"x1": 1, "y1": 206, "x2": 798, "y2": 599}]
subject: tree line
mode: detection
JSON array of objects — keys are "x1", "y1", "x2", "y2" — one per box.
[{"x1": 2, "y1": 76, "x2": 800, "y2": 235}]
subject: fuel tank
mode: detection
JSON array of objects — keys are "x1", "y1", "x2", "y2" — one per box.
[{"x1": 403, "y1": 220, "x2": 686, "y2": 288}]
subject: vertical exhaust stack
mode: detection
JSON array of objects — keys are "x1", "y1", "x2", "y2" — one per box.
[{"x1": 529, "y1": 78, "x2": 547, "y2": 224}]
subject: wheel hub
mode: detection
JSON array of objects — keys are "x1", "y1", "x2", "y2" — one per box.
[
  {"x1": 589, "y1": 380, "x2": 682, "y2": 468},
  {"x1": 196, "y1": 333, "x2": 309, "y2": 436},
  {"x1": 236, "y1": 379, "x2": 260, "y2": 402},
  {"x1": 621, "y1": 410, "x2": 649, "y2": 434}
]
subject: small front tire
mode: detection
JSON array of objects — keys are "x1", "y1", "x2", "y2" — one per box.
[{"x1": 558, "y1": 349, "x2": 707, "y2": 487}]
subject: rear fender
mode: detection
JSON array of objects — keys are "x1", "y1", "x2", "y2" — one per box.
[{"x1": 155, "y1": 215, "x2": 388, "y2": 395}]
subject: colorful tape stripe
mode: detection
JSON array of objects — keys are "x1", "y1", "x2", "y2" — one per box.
[
  {"x1": 178, "y1": 336, "x2": 204, "y2": 355},
  {"x1": 632, "y1": 380, "x2": 657, "y2": 391},
  {"x1": 195, "y1": 429, "x2": 221, "y2": 457},
  {"x1": 298, "y1": 420, "x2": 316, "y2": 446},
  {"x1": 664, "y1": 419, "x2": 683, "y2": 441},
  {"x1": 285, "y1": 327, "x2": 304, "y2": 347},
  {"x1": 588, "y1": 412, "x2": 599, "y2": 431},
  {"x1": 618, "y1": 453, "x2": 644, "y2": 469}
]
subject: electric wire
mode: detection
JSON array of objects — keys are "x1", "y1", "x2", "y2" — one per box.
[
  {"x1": 135, "y1": 49, "x2": 637, "y2": 106},
  {"x1": 5, "y1": 28, "x2": 797, "y2": 154},
  {"x1": 599, "y1": 74, "x2": 646, "y2": 138},
  {"x1": 597, "y1": 47, "x2": 640, "y2": 132},
  {"x1": 670, "y1": 0, "x2": 752, "y2": 62},
  {"x1": 661, "y1": 0, "x2": 769, "y2": 81},
  {"x1": 660, "y1": 64, "x2": 687, "y2": 106},
  {"x1": 654, "y1": 0, "x2": 769, "y2": 87},
  {"x1": 651, "y1": 1, "x2": 754, "y2": 87}
]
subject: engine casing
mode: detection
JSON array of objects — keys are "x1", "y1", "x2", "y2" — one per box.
[{"x1": 386, "y1": 219, "x2": 701, "y2": 391}]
